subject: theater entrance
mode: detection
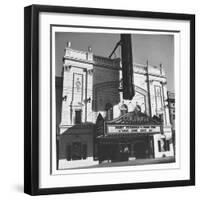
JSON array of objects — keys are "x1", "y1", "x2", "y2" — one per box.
[
  {"x1": 133, "y1": 140, "x2": 148, "y2": 159},
  {"x1": 96, "y1": 135, "x2": 154, "y2": 163},
  {"x1": 95, "y1": 111, "x2": 161, "y2": 162}
]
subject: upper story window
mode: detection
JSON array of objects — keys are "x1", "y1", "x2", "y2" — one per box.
[
  {"x1": 75, "y1": 110, "x2": 82, "y2": 124},
  {"x1": 105, "y1": 103, "x2": 113, "y2": 121}
]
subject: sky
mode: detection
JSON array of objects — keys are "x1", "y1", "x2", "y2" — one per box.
[{"x1": 55, "y1": 32, "x2": 174, "y2": 92}]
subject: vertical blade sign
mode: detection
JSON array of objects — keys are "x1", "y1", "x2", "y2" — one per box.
[{"x1": 120, "y1": 34, "x2": 135, "y2": 100}]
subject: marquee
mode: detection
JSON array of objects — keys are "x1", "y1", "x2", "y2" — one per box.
[{"x1": 107, "y1": 125, "x2": 160, "y2": 135}]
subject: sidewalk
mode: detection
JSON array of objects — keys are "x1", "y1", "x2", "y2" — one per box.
[
  {"x1": 65, "y1": 156, "x2": 175, "y2": 170},
  {"x1": 93, "y1": 156, "x2": 175, "y2": 168}
]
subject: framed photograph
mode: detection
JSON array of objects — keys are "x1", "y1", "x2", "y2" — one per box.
[{"x1": 24, "y1": 4, "x2": 195, "y2": 195}]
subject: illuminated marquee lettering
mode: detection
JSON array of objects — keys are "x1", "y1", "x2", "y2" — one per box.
[{"x1": 107, "y1": 125, "x2": 160, "y2": 134}]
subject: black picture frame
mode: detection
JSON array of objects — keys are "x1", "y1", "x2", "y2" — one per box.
[{"x1": 24, "y1": 4, "x2": 195, "y2": 196}]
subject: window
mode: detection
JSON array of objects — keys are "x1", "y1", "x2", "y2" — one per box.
[
  {"x1": 105, "y1": 103, "x2": 113, "y2": 121},
  {"x1": 72, "y1": 142, "x2": 82, "y2": 160},
  {"x1": 158, "y1": 139, "x2": 170, "y2": 152},
  {"x1": 165, "y1": 140, "x2": 170, "y2": 151},
  {"x1": 75, "y1": 110, "x2": 82, "y2": 124},
  {"x1": 159, "y1": 114, "x2": 164, "y2": 122},
  {"x1": 158, "y1": 141, "x2": 161, "y2": 152}
]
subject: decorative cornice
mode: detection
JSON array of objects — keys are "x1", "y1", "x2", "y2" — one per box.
[{"x1": 63, "y1": 48, "x2": 167, "y2": 77}]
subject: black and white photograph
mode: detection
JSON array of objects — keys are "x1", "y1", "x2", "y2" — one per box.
[
  {"x1": 54, "y1": 31, "x2": 176, "y2": 170},
  {"x1": 23, "y1": 5, "x2": 195, "y2": 195}
]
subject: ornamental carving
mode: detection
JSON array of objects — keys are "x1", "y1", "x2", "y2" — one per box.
[
  {"x1": 88, "y1": 69, "x2": 94, "y2": 75},
  {"x1": 63, "y1": 64, "x2": 71, "y2": 72}
]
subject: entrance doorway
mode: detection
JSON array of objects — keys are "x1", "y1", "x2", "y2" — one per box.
[{"x1": 133, "y1": 141, "x2": 148, "y2": 159}]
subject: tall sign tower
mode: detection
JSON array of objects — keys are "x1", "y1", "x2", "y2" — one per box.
[{"x1": 120, "y1": 34, "x2": 135, "y2": 100}]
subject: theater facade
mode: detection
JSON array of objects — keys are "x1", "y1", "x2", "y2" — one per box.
[{"x1": 56, "y1": 42, "x2": 174, "y2": 169}]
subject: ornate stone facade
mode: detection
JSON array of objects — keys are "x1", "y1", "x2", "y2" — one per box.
[{"x1": 56, "y1": 43, "x2": 174, "y2": 169}]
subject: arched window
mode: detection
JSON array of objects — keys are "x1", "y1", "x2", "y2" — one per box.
[
  {"x1": 120, "y1": 103, "x2": 128, "y2": 116},
  {"x1": 105, "y1": 103, "x2": 113, "y2": 121}
]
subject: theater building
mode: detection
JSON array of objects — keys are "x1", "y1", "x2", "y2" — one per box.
[{"x1": 56, "y1": 42, "x2": 174, "y2": 169}]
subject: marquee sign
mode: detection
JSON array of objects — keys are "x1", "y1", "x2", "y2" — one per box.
[
  {"x1": 107, "y1": 125, "x2": 160, "y2": 135},
  {"x1": 108, "y1": 110, "x2": 161, "y2": 125}
]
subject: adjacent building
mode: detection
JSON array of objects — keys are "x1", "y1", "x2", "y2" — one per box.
[
  {"x1": 167, "y1": 91, "x2": 175, "y2": 154},
  {"x1": 56, "y1": 42, "x2": 174, "y2": 169},
  {"x1": 167, "y1": 92, "x2": 175, "y2": 131}
]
